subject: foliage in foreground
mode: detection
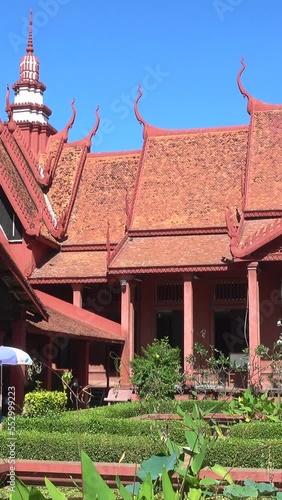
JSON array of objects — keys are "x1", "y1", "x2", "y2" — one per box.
[
  {"x1": 6, "y1": 401, "x2": 282, "y2": 498},
  {"x1": 10, "y1": 410, "x2": 282, "y2": 499}
]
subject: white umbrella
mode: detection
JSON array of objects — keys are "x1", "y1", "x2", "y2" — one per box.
[{"x1": 0, "y1": 346, "x2": 33, "y2": 416}]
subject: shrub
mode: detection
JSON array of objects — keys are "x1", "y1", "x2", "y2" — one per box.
[
  {"x1": 230, "y1": 421, "x2": 282, "y2": 440},
  {"x1": 22, "y1": 389, "x2": 67, "y2": 417},
  {"x1": 4, "y1": 411, "x2": 203, "y2": 444},
  {"x1": 130, "y1": 337, "x2": 184, "y2": 400},
  {"x1": 206, "y1": 438, "x2": 282, "y2": 468},
  {"x1": 0, "y1": 431, "x2": 162, "y2": 462}
]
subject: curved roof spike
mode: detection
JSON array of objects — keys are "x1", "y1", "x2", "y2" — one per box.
[
  {"x1": 5, "y1": 84, "x2": 11, "y2": 119},
  {"x1": 106, "y1": 219, "x2": 111, "y2": 264},
  {"x1": 134, "y1": 84, "x2": 147, "y2": 134},
  {"x1": 57, "y1": 98, "x2": 76, "y2": 142},
  {"x1": 27, "y1": 10, "x2": 34, "y2": 54},
  {"x1": 5, "y1": 84, "x2": 17, "y2": 132},
  {"x1": 85, "y1": 105, "x2": 100, "y2": 150},
  {"x1": 237, "y1": 57, "x2": 253, "y2": 113}
]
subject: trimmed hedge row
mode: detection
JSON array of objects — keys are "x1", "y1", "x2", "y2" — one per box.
[
  {"x1": 4, "y1": 412, "x2": 208, "y2": 445},
  {"x1": 230, "y1": 421, "x2": 282, "y2": 440},
  {"x1": 1, "y1": 431, "x2": 281, "y2": 467},
  {"x1": 0, "y1": 431, "x2": 162, "y2": 463},
  {"x1": 91, "y1": 399, "x2": 229, "y2": 418},
  {"x1": 206, "y1": 438, "x2": 282, "y2": 469}
]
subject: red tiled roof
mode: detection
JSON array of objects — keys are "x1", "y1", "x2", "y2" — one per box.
[
  {"x1": 28, "y1": 291, "x2": 123, "y2": 341},
  {"x1": 109, "y1": 234, "x2": 231, "y2": 272},
  {"x1": 129, "y1": 128, "x2": 248, "y2": 231},
  {"x1": 65, "y1": 151, "x2": 140, "y2": 245},
  {"x1": 244, "y1": 110, "x2": 282, "y2": 212},
  {"x1": 47, "y1": 143, "x2": 87, "y2": 222},
  {"x1": 30, "y1": 250, "x2": 107, "y2": 282}
]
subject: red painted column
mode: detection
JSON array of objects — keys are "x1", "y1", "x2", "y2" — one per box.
[
  {"x1": 72, "y1": 284, "x2": 83, "y2": 308},
  {"x1": 78, "y1": 340, "x2": 90, "y2": 388},
  {"x1": 183, "y1": 276, "x2": 194, "y2": 375},
  {"x1": 248, "y1": 262, "x2": 261, "y2": 386},
  {"x1": 10, "y1": 308, "x2": 27, "y2": 412},
  {"x1": 120, "y1": 280, "x2": 134, "y2": 387}
]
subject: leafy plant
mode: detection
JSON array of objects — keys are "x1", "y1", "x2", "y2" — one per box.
[
  {"x1": 61, "y1": 370, "x2": 73, "y2": 392},
  {"x1": 227, "y1": 387, "x2": 282, "y2": 422},
  {"x1": 130, "y1": 337, "x2": 185, "y2": 401},
  {"x1": 22, "y1": 389, "x2": 67, "y2": 417}
]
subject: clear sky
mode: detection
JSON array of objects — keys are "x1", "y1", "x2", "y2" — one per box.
[{"x1": 1, "y1": 1, "x2": 282, "y2": 152}]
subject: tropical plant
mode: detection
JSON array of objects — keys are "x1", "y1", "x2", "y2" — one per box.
[
  {"x1": 130, "y1": 337, "x2": 185, "y2": 401},
  {"x1": 227, "y1": 387, "x2": 282, "y2": 422}
]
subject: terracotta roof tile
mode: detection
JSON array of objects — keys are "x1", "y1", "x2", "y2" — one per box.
[
  {"x1": 130, "y1": 128, "x2": 248, "y2": 231},
  {"x1": 109, "y1": 234, "x2": 231, "y2": 270},
  {"x1": 47, "y1": 144, "x2": 86, "y2": 221},
  {"x1": 30, "y1": 250, "x2": 107, "y2": 281},
  {"x1": 65, "y1": 151, "x2": 140, "y2": 245},
  {"x1": 28, "y1": 291, "x2": 123, "y2": 341},
  {"x1": 245, "y1": 110, "x2": 282, "y2": 211}
]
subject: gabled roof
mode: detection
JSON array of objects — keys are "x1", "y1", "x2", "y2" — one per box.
[
  {"x1": 128, "y1": 127, "x2": 248, "y2": 232},
  {"x1": 28, "y1": 290, "x2": 123, "y2": 342},
  {"x1": 243, "y1": 110, "x2": 282, "y2": 213},
  {"x1": 0, "y1": 135, "x2": 39, "y2": 233},
  {"x1": 65, "y1": 150, "x2": 140, "y2": 245},
  {"x1": 46, "y1": 142, "x2": 88, "y2": 235},
  {"x1": 109, "y1": 233, "x2": 231, "y2": 273},
  {"x1": 0, "y1": 124, "x2": 66, "y2": 239},
  {"x1": 30, "y1": 250, "x2": 108, "y2": 283}
]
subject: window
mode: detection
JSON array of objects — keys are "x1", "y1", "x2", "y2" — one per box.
[
  {"x1": 155, "y1": 283, "x2": 183, "y2": 303},
  {"x1": 0, "y1": 188, "x2": 22, "y2": 241},
  {"x1": 214, "y1": 281, "x2": 247, "y2": 301}
]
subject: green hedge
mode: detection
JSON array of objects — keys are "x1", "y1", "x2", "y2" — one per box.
[
  {"x1": 91, "y1": 399, "x2": 229, "y2": 418},
  {"x1": 229, "y1": 421, "x2": 282, "y2": 440},
  {"x1": 1, "y1": 431, "x2": 282, "y2": 467},
  {"x1": 0, "y1": 431, "x2": 162, "y2": 463},
  {"x1": 4, "y1": 412, "x2": 207, "y2": 445},
  {"x1": 206, "y1": 438, "x2": 282, "y2": 468}
]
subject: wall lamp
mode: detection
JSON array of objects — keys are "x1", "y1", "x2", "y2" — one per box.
[{"x1": 120, "y1": 279, "x2": 127, "y2": 292}]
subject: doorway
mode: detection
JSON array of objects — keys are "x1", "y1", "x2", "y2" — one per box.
[
  {"x1": 156, "y1": 310, "x2": 183, "y2": 351},
  {"x1": 214, "y1": 309, "x2": 248, "y2": 356}
]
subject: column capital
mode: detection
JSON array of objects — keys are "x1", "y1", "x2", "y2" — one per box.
[
  {"x1": 247, "y1": 261, "x2": 259, "y2": 271},
  {"x1": 71, "y1": 283, "x2": 83, "y2": 292},
  {"x1": 183, "y1": 273, "x2": 199, "y2": 282}
]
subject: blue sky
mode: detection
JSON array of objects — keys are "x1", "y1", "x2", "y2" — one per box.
[{"x1": 1, "y1": 1, "x2": 282, "y2": 152}]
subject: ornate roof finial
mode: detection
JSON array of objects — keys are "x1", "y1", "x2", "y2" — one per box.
[
  {"x1": 57, "y1": 99, "x2": 76, "y2": 142},
  {"x1": 27, "y1": 10, "x2": 34, "y2": 54},
  {"x1": 125, "y1": 188, "x2": 130, "y2": 232},
  {"x1": 5, "y1": 84, "x2": 12, "y2": 119},
  {"x1": 237, "y1": 57, "x2": 252, "y2": 114},
  {"x1": 85, "y1": 106, "x2": 100, "y2": 150},
  {"x1": 134, "y1": 84, "x2": 147, "y2": 137},
  {"x1": 5, "y1": 84, "x2": 17, "y2": 132},
  {"x1": 106, "y1": 219, "x2": 111, "y2": 265}
]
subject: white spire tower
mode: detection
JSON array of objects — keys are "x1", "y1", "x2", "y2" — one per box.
[{"x1": 11, "y1": 10, "x2": 51, "y2": 125}]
